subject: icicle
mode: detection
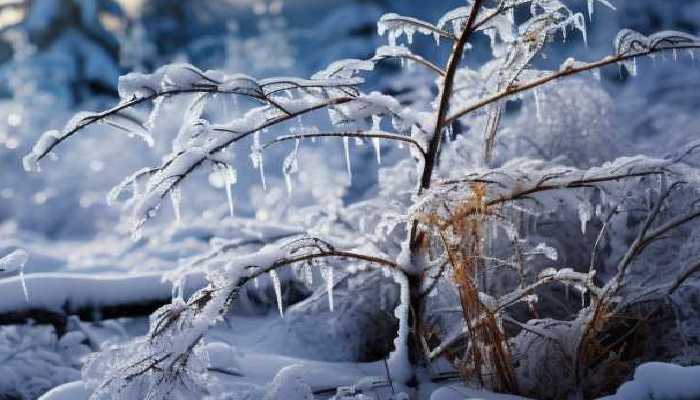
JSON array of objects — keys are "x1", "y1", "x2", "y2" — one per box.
[
  {"x1": 251, "y1": 132, "x2": 267, "y2": 190},
  {"x1": 223, "y1": 165, "x2": 237, "y2": 217},
  {"x1": 387, "y1": 269, "x2": 411, "y2": 382},
  {"x1": 303, "y1": 264, "x2": 313, "y2": 287},
  {"x1": 172, "y1": 274, "x2": 187, "y2": 302},
  {"x1": 321, "y1": 266, "x2": 334, "y2": 312},
  {"x1": 282, "y1": 139, "x2": 300, "y2": 196},
  {"x1": 533, "y1": 89, "x2": 542, "y2": 122},
  {"x1": 372, "y1": 138, "x2": 382, "y2": 165},
  {"x1": 622, "y1": 57, "x2": 638, "y2": 77},
  {"x1": 573, "y1": 13, "x2": 588, "y2": 47},
  {"x1": 270, "y1": 270, "x2": 284, "y2": 317},
  {"x1": 145, "y1": 97, "x2": 165, "y2": 130},
  {"x1": 20, "y1": 264, "x2": 29, "y2": 304},
  {"x1": 295, "y1": 115, "x2": 305, "y2": 132},
  {"x1": 170, "y1": 186, "x2": 182, "y2": 224},
  {"x1": 0, "y1": 249, "x2": 30, "y2": 303},
  {"x1": 371, "y1": 115, "x2": 382, "y2": 165},
  {"x1": 588, "y1": 0, "x2": 594, "y2": 19},
  {"x1": 343, "y1": 136, "x2": 352, "y2": 184},
  {"x1": 578, "y1": 201, "x2": 593, "y2": 234}
]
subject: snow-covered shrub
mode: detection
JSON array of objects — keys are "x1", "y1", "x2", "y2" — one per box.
[
  {"x1": 25, "y1": 0, "x2": 700, "y2": 399},
  {"x1": 0, "y1": 323, "x2": 90, "y2": 399}
]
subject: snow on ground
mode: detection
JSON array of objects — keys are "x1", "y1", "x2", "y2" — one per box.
[
  {"x1": 38, "y1": 381, "x2": 90, "y2": 400},
  {"x1": 37, "y1": 307, "x2": 700, "y2": 400},
  {"x1": 39, "y1": 312, "x2": 391, "y2": 400},
  {"x1": 600, "y1": 363, "x2": 700, "y2": 400},
  {"x1": 429, "y1": 386, "x2": 530, "y2": 400}
]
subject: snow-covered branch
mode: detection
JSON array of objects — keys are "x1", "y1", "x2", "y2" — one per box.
[{"x1": 445, "y1": 38, "x2": 700, "y2": 126}]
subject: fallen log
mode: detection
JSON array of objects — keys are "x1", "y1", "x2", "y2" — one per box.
[{"x1": 0, "y1": 272, "x2": 206, "y2": 332}]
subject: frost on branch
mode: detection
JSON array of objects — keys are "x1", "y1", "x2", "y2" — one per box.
[
  {"x1": 83, "y1": 244, "x2": 287, "y2": 400},
  {"x1": 81, "y1": 58, "x2": 389, "y2": 234},
  {"x1": 377, "y1": 13, "x2": 447, "y2": 46},
  {"x1": 23, "y1": 60, "x2": 365, "y2": 174},
  {"x1": 19, "y1": 2, "x2": 700, "y2": 399},
  {"x1": 23, "y1": 109, "x2": 153, "y2": 172},
  {"x1": 82, "y1": 237, "x2": 409, "y2": 399},
  {"x1": 614, "y1": 29, "x2": 700, "y2": 75}
]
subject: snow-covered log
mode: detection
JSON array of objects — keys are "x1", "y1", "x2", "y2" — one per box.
[{"x1": 0, "y1": 272, "x2": 206, "y2": 331}]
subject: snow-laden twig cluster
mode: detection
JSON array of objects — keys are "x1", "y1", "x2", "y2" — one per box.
[{"x1": 23, "y1": 0, "x2": 700, "y2": 398}]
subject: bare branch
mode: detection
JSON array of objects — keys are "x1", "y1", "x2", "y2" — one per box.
[
  {"x1": 669, "y1": 259, "x2": 700, "y2": 295},
  {"x1": 612, "y1": 182, "x2": 690, "y2": 289},
  {"x1": 245, "y1": 249, "x2": 403, "y2": 283}
]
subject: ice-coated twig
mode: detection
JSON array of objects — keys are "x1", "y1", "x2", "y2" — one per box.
[
  {"x1": 445, "y1": 41, "x2": 700, "y2": 126},
  {"x1": 419, "y1": 0, "x2": 485, "y2": 193},
  {"x1": 261, "y1": 130, "x2": 427, "y2": 159}
]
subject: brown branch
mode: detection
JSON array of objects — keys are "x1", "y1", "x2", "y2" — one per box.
[
  {"x1": 408, "y1": 1, "x2": 486, "y2": 252},
  {"x1": 246, "y1": 249, "x2": 403, "y2": 283},
  {"x1": 433, "y1": 171, "x2": 665, "y2": 217},
  {"x1": 440, "y1": 171, "x2": 664, "y2": 190},
  {"x1": 444, "y1": 44, "x2": 700, "y2": 126},
  {"x1": 419, "y1": 0, "x2": 485, "y2": 192}
]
